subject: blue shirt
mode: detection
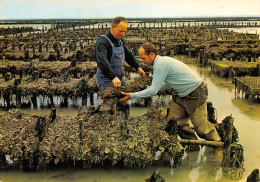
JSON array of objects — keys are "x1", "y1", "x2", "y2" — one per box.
[{"x1": 130, "y1": 55, "x2": 202, "y2": 98}]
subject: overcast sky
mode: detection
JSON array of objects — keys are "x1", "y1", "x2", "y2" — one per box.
[{"x1": 0, "y1": 0, "x2": 259, "y2": 20}]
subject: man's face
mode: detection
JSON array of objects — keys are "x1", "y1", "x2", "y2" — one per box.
[
  {"x1": 139, "y1": 48, "x2": 154, "y2": 66},
  {"x1": 111, "y1": 21, "x2": 127, "y2": 40}
]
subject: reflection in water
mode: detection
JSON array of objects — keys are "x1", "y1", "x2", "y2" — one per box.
[{"x1": 1, "y1": 60, "x2": 260, "y2": 182}]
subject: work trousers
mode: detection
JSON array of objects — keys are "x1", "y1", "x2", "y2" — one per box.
[{"x1": 167, "y1": 82, "x2": 221, "y2": 142}]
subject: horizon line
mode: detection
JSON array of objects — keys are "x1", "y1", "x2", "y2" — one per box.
[{"x1": 1, "y1": 16, "x2": 260, "y2": 21}]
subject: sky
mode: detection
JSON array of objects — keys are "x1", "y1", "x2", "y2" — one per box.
[{"x1": 0, "y1": 0, "x2": 260, "y2": 20}]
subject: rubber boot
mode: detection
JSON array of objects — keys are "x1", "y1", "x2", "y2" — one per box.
[
  {"x1": 178, "y1": 123, "x2": 198, "y2": 140},
  {"x1": 190, "y1": 102, "x2": 221, "y2": 142},
  {"x1": 167, "y1": 99, "x2": 187, "y2": 122},
  {"x1": 167, "y1": 99, "x2": 200, "y2": 151},
  {"x1": 190, "y1": 102, "x2": 223, "y2": 158},
  {"x1": 178, "y1": 123, "x2": 200, "y2": 152}
]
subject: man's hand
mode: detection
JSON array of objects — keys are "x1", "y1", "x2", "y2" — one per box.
[
  {"x1": 138, "y1": 67, "x2": 145, "y2": 77},
  {"x1": 112, "y1": 77, "x2": 121, "y2": 87},
  {"x1": 119, "y1": 92, "x2": 131, "y2": 102}
]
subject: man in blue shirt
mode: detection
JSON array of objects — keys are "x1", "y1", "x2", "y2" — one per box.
[{"x1": 120, "y1": 42, "x2": 223, "y2": 159}]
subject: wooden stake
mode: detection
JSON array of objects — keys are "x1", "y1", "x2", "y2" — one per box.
[
  {"x1": 179, "y1": 139, "x2": 223, "y2": 147},
  {"x1": 222, "y1": 116, "x2": 234, "y2": 171}
]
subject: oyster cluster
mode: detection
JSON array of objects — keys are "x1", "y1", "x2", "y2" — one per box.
[{"x1": 0, "y1": 107, "x2": 183, "y2": 171}]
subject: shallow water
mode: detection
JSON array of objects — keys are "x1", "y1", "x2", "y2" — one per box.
[{"x1": 0, "y1": 61, "x2": 260, "y2": 182}]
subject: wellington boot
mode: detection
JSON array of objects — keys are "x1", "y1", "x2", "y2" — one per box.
[
  {"x1": 167, "y1": 99, "x2": 187, "y2": 122},
  {"x1": 178, "y1": 124, "x2": 200, "y2": 152},
  {"x1": 211, "y1": 147, "x2": 223, "y2": 159},
  {"x1": 190, "y1": 102, "x2": 221, "y2": 142},
  {"x1": 178, "y1": 124, "x2": 198, "y2": 140}
]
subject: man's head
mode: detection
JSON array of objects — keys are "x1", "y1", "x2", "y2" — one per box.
[
  {"x1": 110, "y1": 16, "x2": 127, "y2": 40},
  {"x1": 138, "y1": 43, "x2": 158, "y2": 66}
]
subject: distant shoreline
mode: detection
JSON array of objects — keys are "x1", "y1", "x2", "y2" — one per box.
[{"x1": 1, "y1": 16, "x2": 260, "y2": 24}]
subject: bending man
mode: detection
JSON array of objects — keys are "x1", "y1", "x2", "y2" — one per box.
[{"x1": 120, "y1": 42, "x2": 223, "y2": 159}]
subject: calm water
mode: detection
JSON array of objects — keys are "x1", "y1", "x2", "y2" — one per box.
[
  {"x1": 219, "y1": 27, "x2": 260, "y2": 36},
  {"x1": 0, "y1": 57, "x2": 259, "y2": 182}
]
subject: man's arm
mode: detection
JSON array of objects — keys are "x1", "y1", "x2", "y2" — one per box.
[
  {"x1": 122, "y1": 40, "x2": 145, "y2": 77},
  {"x1": 119, "y1": 66, "x2": 167, "y2": 102},
  {"x1": 131, "y1": 64, "x2": 168, "y2": 98},
  {"x1": 122, "y1": 39, "x2": 141, "y2": 70},
  {"x1": 95, "y1": 38, "x2": 117, "y2": 79}
]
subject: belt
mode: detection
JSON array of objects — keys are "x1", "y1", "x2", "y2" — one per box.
[
  {"x1": 172, "y1": 82, "x2": 207, "y2": 98},
  {"x1": 182, "y1": 81, "x2": 207, "y2": 98},
  {"x1": 200, "y1": 81, "x2": 207, "y2": 90}
]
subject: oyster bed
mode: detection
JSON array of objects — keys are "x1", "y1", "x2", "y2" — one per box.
[
  {"x1": 0, "y1": 107, "x2": 183, "y2": 171},
  {"x1": 233, "y1": 76, "x2": 260, "y2": 101},
  {"x1": 211, "y1": 60, "x2": 260, "y2": 78}
]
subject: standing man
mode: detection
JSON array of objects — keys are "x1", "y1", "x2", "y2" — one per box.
[
  {"x1": 120, "y1": 43, "x2": 223, "y2": 159},
  {"x1": 95, "y1": 16, "x2": 145, "y2": 89}
]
